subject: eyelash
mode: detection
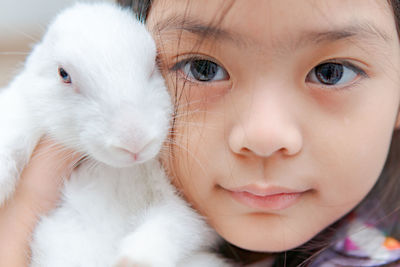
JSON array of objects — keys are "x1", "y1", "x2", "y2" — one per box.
[
  {"x1": 306, "y1": 60, "x2": 368, "y2": 90},
  {"x1": 170, "y1": 55, "x2": 229, "y2": 84},
  {"x1": 170, "y1": 56, "x2": 368, "y2": 90}
]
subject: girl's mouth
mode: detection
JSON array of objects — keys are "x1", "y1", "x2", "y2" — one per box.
[{"x1": 226, "y1": 185, "x2": 309, "y2": 211}]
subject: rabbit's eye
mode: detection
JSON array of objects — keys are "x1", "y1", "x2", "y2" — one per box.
[{"x1": 58, "y1": 68, "x2": 72, "y2": 83}]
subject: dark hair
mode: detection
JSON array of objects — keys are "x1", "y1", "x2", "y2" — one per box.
[
  {"x1": 117, "y1": 0, "x2": 400, "y2": 266},
  {"x1": 117, "y1": 0, "x2": 152, "y2": 21}
]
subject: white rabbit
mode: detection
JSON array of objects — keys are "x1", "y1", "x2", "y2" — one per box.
[{"x1": 0, "y1": 2, "x2": 229, "y2": 267}]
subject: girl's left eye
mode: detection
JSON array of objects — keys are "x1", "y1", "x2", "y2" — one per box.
[
  {"x1": 306, "y1": 62, "x2": 366, "y2": 87},
  {"x1": 173, "y1": 58, "x2": 229, "y2": 82}
]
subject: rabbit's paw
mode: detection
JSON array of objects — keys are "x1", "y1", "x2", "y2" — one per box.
[
  {"x1": 113, "y1": 255, "x2": 173, "y2": 267},
  {"x1": 113, "y1": 236, "x2": 175, "y2": 267},
  {"x1": 114, "y1": 227, "x2": 178, "y2": 267}
]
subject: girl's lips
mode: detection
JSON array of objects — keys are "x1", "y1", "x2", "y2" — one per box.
[{"x1": 226, "y1": 185, "x2": 308, "y2": 211}]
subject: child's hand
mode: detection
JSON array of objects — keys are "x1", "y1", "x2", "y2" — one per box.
[{"x1": 0, "y1": 139, "x2": 81, "y2": 267}]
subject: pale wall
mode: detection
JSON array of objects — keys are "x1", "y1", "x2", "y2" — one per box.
[{"x1": 0, "y1": 0, "x2": 114, "y2": 87}]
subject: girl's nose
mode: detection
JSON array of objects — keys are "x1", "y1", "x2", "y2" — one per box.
[{"x1": 228, "y1": 86, "x2": 303, "y2": 158}]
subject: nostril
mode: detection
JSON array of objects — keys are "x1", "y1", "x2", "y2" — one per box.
[
  {"x1": 239, "y1": 147, "x2": 252, "y2": 155},
  {"x1": 117, "y1": 147, "x2": 139, "y2": 161},
  {"x1": 111, "y1": 138, "x2": 160, "y2": 162}
]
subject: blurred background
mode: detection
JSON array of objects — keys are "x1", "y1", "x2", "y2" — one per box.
[{"x1": 0, "y1": 0, "x2": 113, "y2": 87}]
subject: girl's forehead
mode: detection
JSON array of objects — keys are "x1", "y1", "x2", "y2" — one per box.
[{"x1": 149, "y1": 0, "x2": 397, "y2": 49}]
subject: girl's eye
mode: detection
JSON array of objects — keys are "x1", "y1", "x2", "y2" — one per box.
[
  {"x1": 58, "y1": 67, "x2": 72, "y2": 84},
  {"x1": 307, "y1": 62, "x2": 365, "y2": 87},
  {"x1": 175, "y1": 58, "x2": 229, "y2": 82}
]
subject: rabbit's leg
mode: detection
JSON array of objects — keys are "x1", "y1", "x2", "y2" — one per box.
[{"x1": 0, "y1": 89, "x2": 41, "y2": 205}]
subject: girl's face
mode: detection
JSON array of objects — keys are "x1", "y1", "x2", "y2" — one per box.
[{"x1": 148, "y1": 0, "x2": 400, "y2": 251}]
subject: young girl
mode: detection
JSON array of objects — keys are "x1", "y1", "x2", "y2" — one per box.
[{"x1": 2, "y1": 0, "x2": 400, "y2": 266}]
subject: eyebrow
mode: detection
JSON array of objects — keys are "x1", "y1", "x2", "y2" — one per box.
[
  {"x1": 155, "y1": 15, "x2": 247, "y2": 46},
  {"x1": 155, "y1": 14, "x2": 392, "y2": 49}
]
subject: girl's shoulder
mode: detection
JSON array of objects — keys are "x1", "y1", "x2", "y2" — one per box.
[{"x1": 310, "y1": 216, "x2": 400, "y2": 266}]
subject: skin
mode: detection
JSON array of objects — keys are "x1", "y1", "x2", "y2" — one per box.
[
  {"x1": 0, "y1": 141, "x2": 79, "y2": 266},
  {"x1": 148, "y1": 0, "x2": 400, "y2": 251},
  {"x1": 2, "y1": 0, "x2": 400, "y2": 265}
]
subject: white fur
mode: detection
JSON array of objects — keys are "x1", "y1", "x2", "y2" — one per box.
[{"x1": 0, "y1": 2, "x2": 230, "y2": 266}]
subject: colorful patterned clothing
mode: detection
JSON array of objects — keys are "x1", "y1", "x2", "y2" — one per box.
[{"x1": 310, "y1": 217, "x2": 400, "y2": 266}]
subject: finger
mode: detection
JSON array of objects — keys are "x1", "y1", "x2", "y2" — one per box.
[
  {"x1": 18, "y1": 138, "x2": 82, "y2": 211},
  {"x1": 0, "y1": 138, "x2": 81, "y2": 267}
]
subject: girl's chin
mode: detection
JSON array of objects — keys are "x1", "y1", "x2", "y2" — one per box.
[
  {"x1": 231, "y1": 240, "x2": 307, "y2": 253},
  {"x1": 215, "y1": 219, "x2": 317, "y2": 253}
]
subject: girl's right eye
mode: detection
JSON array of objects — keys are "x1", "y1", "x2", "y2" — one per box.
[
  {"x1": 58, "y1": 67, "x2": 72, "y2": 84},
  {"x1": 306, "y1": 61, "x2": 367, "y2": 89},
  {"x1": 172, "y1": 58, "x2": 229, "y2": 83}
]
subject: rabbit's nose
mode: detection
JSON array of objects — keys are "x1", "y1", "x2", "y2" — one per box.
[
  {"x1": 118, "y1": 147, "x2": 139, "y2": 161},
  {"x1": 113, "y1": 146, "x2": 141, "y2": 162}
]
